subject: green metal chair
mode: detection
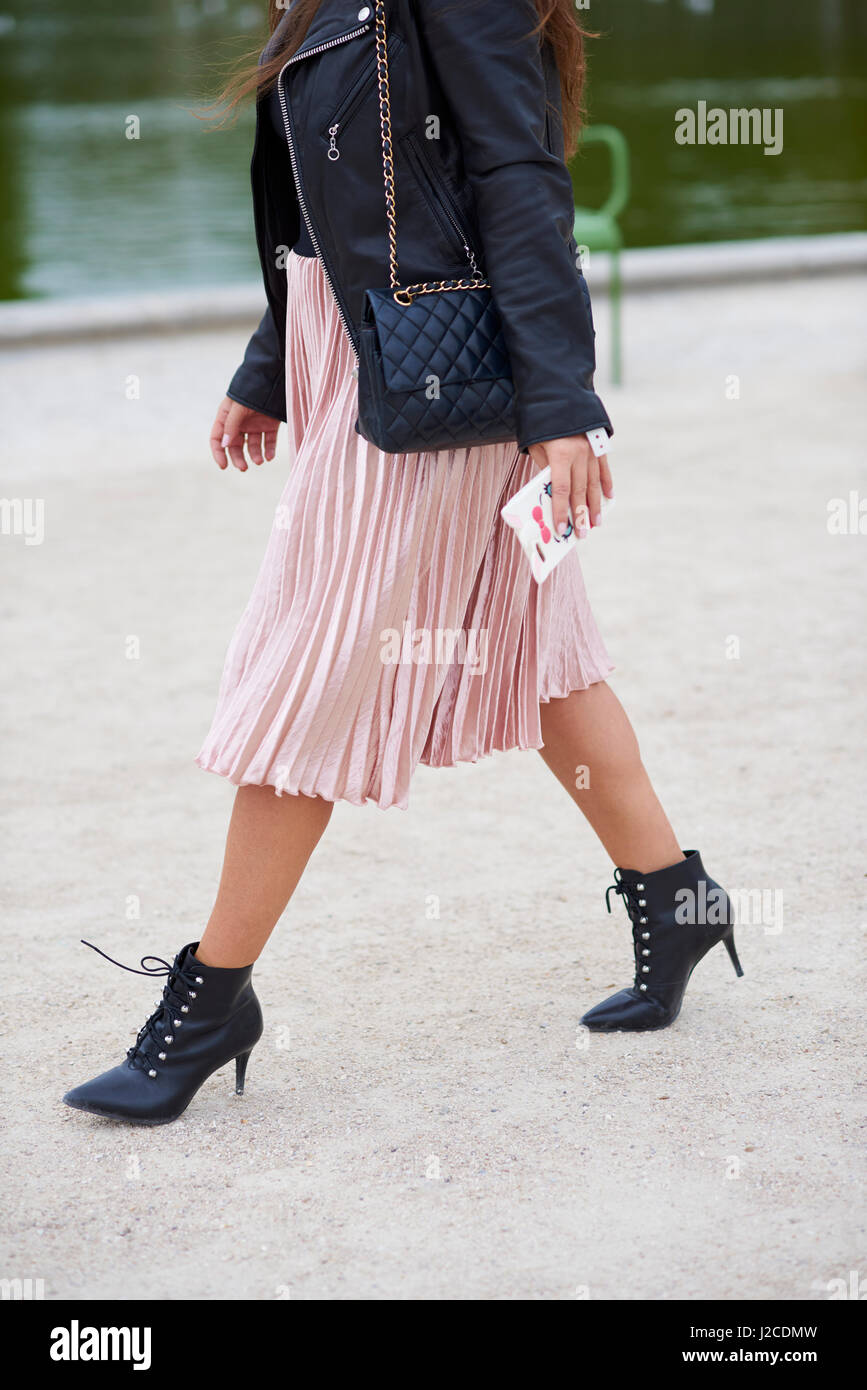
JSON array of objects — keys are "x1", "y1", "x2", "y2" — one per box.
[{"x1": 572, "y1": 124, "x2": 630, "y2": 384}]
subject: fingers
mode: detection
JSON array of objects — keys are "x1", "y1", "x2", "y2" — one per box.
[
  {"x1": 532, "y1": 437, "x2": 588, "y2": 537},
  {"x1": 528, "y1": 434, "x2": 610, "y2": 538},
  {"x1": 550, "y1": 456, "x2": 573, "y2": 536},
  {"x1": 209, "y1": 427, "x2": 228, "y2": 470},
  {"x1": 226, "y1": 440, "x2": 248, "y2": 471},
  {"x1": 565, "y1": 441, "x2": 590, "y2": 538},
  {"x1": 211, "y1": 400, "x2": 283, "y2": 471},
  {"x1": 598, "y1": 452, "x2": 614, "y2": 500},
  {"x1": 586, "y1": 456, "x2": 602, "y2": 529},
  {"x1": 246, "y1": 432, "x2": 264, "y2": 466},
  {"x1": 209, "y1": 401, "x2": 231, "y2": 470},
  {"x1": 221, "y1": 402, "x2": 249, "y2": 472},
  {"x1": 570, "y1": 452, "x2": 591, "y2": 537}
]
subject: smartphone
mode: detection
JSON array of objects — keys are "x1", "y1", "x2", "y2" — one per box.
[{"x1": 500, "y1": 466, "x2": 613, "y2": 584}]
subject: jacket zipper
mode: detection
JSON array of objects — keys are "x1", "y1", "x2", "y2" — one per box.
[
  {"x1": 404, "y1": 133, "x2": 483, "y2": 279},
  {"x1": 276, "y1": 23, "x2": 372, "y2": 356},
  {"x1": 436, "y1": 198, "x2": 482, "y2": 280},
  {"x1": 325, "y1": 32, "x2": 404, "y2": 161}
]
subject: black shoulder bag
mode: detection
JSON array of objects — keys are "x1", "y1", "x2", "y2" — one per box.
[{"x1": 354, "y1": 0, "x2": 518, "y2": 455}]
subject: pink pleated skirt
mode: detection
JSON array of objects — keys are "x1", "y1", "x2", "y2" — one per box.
[{"x1": 196, "y1": 251, "x2": 613, "y2": 809}]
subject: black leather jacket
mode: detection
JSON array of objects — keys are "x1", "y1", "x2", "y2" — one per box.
[{"x1": 227, "y1": 0, "x2": 612, "y2": 453}]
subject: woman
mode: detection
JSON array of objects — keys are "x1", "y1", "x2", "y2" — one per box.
[{"x1": 63, "y1": 0, "x2": 741, "y2": 1127}]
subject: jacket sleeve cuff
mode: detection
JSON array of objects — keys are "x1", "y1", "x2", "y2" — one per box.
[
  {"x1": 226, "y1": 305, "x2": 287, "y2": 422},
  {"x1": 517, "y1": 400, "x2": 613, "y2": 456}
]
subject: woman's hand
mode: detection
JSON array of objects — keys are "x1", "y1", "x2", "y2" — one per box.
[
  {"x1": 528, "y1": 433, "x2": 614, "y2": 537},
  {"x1": 209, "y1": 397, "x2": 281, "y2": 472}
]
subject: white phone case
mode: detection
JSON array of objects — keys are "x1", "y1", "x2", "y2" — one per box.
[{"x1": 500, "y1": 466, "x2": 613, "y2": 584}]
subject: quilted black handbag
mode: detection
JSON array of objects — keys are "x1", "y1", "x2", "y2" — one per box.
[{"x1": 354, "y1": 0, "x2": 518, "y2": 454}]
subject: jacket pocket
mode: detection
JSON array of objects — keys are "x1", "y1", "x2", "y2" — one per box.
[
  {"x1": 400, "y1": 130, "x2": 480, "y2": 265},
  {"x1": 322, "y1": 32, "x2": 404, "y2": 156}
]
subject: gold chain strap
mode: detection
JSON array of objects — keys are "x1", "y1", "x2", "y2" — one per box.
[{"x1": 373, "y1": 0, "x2": 489, "y2": 305}]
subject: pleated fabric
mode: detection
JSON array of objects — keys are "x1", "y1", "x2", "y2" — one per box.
[{"x1": 195, "y1": 251, "x2": 613, "y2": 809}]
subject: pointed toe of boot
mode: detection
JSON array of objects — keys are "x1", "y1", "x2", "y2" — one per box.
[
  {"x1": 63, "y1": 1070, "x2": 123, "y2": 1119},
  {"x1": 581, "y1": 987, "x2": 671, "y2": 1032},
  {"x1": 62, "y1": 1085, "x2": 90, "y2": 1113},
  {"x1": 62, "y1": 1063, "x2": 167, "y2": 1124}
]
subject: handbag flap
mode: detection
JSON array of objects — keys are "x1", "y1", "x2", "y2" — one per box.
[{"x1": 363, "y1": 286, "x2": 512, "y2": 392}]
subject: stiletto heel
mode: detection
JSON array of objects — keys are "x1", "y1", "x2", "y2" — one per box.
[
  {"x1": 234, "y1": 1049, "x2": 253, "y2": 1095},
  {"x1": 723, "y1": 930, "x2": 744, "y2": 978}
]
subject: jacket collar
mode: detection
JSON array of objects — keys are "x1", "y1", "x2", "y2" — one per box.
[{"x1": 268, "y1": 0, "x2": 375, "y2": 66}]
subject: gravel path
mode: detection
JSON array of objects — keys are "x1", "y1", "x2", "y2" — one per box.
[{"x1": 1, "y1": 270, "x2": 864, "y2": 1300}]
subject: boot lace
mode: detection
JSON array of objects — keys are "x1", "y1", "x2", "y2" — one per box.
[
  {"x1": 81, "y1": 941, "x2": 203, "y2": 1077},
  {"x1": 605, "y1": 870, "x2": 652, "y2": 992}
]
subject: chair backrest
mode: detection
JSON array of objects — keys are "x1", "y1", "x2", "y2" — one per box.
[{"x1": 577, "y1": 125, "x2": 631, "y2": 220}]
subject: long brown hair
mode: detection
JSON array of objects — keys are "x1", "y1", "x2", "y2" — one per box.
[{"x1": 212, "y1": 0, "x2": 591, "y2": 156}]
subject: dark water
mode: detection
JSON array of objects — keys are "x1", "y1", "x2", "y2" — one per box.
[{"x1": 0, "y1": 0, "x2": 865, "y2": 301}]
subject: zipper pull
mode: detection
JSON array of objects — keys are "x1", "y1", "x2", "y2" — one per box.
[{"x1": 327, "y1": 125, "x2": 340, "y2": 161}]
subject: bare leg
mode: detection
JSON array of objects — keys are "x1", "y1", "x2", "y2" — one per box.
[
  {"x1": 539, "y1": 682, "x2": 684, "y2": 873},
  {"x1": 196, "y1": 786, "x2": 333, "y2": 967}
]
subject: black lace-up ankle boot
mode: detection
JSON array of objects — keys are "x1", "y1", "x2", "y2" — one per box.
[
  {"x1": 580, "y1": 850, "x2": 743, "y2": 1032},
  {"x1": 63, "y1": 941, "x2": 263, "y2": 1124}
]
